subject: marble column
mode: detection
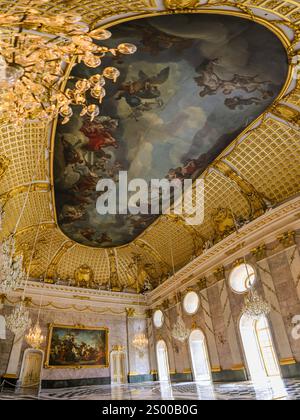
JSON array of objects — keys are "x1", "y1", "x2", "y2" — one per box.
[
  {"x1": 199, "y1": 289, "x2": 220, "y2": 370},
  {"x1": 163, "y1": 309, "x2": 177, "y2": 374},
  {"x1": 268, "y1": 249, "x2": 300, "y2": 362},
  {"x1": 286, "y1": 245, "x2": 300, "y2": 302},
  {"x1": 218, "y1": 280, "x2": 243, "y2": 367},
  {"x1": 126, "y1": 315, "x2": 150, "y2": 380},
  {"x1": 257, "y1": 258, "x2": 294, "y2": 361},
  {"x1": 208, "y1": 283, "x2": 233, "y2": 371},
  {"x1": 147, "y1": 317, "x2": 157, "y2": 376},
  {"x1": 4, "y1": 332, "x2": 24, "y2": 379}
]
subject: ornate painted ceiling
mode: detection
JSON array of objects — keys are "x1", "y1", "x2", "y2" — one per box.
[
  {"x1": 0, "y1": 0, "x2": 299, "y2": 294},
  {"x1": 54, "y1": 13, "x2": 288, "y2": 248}
]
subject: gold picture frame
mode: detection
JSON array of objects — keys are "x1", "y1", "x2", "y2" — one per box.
[{"x1": 45, "y1": 324, "x2": 109, "y2": 369}]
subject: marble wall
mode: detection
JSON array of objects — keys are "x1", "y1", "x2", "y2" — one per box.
[
  {"x1": 0, "y1": 305, "x2": 150, "y2": 387},
  {"x1": 0, "y1": 305, "x2": 14, "y2": 377},
  {"x1": 148, "y1": 231, "x2": 300, "y2": 382}
]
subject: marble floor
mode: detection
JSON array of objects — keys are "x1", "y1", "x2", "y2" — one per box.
[{"x1": 0, "y1": 378, "x2": 300, "y2": 400}]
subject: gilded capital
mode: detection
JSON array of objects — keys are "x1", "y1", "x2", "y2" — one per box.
[
  {"x1": 126, "y1": 307, "x2": 136, "y2": 317},
  {"x1": 213, "y1": 266, "x2": 225, "y2": 282},
  {"x1": 197, "y1": 278, "x2": 207, "y2": 291},
  {"x1": 278, "y1": 231, "x2": 296, "y2": 248}
]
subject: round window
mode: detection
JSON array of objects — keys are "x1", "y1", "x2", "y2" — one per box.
[
  {"x1": 183, "y1": 291, "x2": 200, "y2": 315},
  {"x1": 153, "y1": 310, "x2": 164, "y2": 329},
  {"x1": 229, "y1": 264, "x2": 256, "y2": 294}
]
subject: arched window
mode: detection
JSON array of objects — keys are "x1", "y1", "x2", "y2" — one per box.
[
  {"x1": 156, "y1": 340, "x2": 170, "y2": 382},
  {"x1": 189, "y1": 329, "x2": 211, "y2": 382},
  {"x1": 240, "y1": 314, "x2": 280, "y2": 381},
  {"x1": 183, "y1": 291, "x2": 200, "y2": 315},
  {"x1": 0, "y1": 315, "x2": 6, "y2": 340},
  {"x1": 229, "y1": 264, "x2": 256, "y2": 294}
]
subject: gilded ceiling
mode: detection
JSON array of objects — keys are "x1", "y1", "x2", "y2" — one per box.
[{"x1": 0, "y1": 0, "x2": 300, "y2": 294}]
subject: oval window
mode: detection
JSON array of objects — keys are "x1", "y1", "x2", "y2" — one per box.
[
  {"x1": 183, "y1": 291, "x2": 200, "y2": 315},
  {"x1": 153, "y1": 310, "x2": 164, "y2": 329},
  {"x1": 229, "y1": 264, "x2": 256, "y2": 294}
]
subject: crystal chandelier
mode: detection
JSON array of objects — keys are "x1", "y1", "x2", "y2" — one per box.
[
  {"x1": 25, "y1": 322, "x2": 45, "y2": 349},
  {"x1": 242, "y1": 289, "x2": 271, "y2": 321},
  {"x1": 0, "y1": 0, "x2": 137, "y2": 125},
  {"x1": 6, "y1": 302, "x2": 31, "y2": 336},
  {"x1": 171, "y1": 310, "x2": 190, "y2": 343},
  {"x1": 0, "y1": 235, "x2": 26, "y2": 294},
  {"x1": 132, "y1": 331, "x2": 149, "y2": 358}
]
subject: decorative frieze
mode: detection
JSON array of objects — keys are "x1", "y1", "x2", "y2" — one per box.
[
  {"x1": 251, "y1": 244, "x2": 267, "y2": 261},
  {"x1": 197, "y1": 278, "x2": 207, "y2": 291},
  {"x1": 278, "y1": 231, "x2": 296, "y2": 248},
  {"x1": 213, "y1": 266, "x2": 225, "y2": 282}
]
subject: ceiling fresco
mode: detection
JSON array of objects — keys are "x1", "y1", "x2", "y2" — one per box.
[{"x1": 53, "y1": 13, "x2": 288, "y2": 248}]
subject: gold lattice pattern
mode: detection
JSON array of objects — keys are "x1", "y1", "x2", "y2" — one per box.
[
  {"x1": 56, "y1": 245, "x2": 110, "y2": 285},
  {"x1": 225, "y1": 119, "x2": 300, "y2": 202},
  {"x1": 2, "y1": 191, "x2": 52, "y2": 235},
  {"x1": 27, "y1": 226, "x2": 66, "y2": 279},
  {"x1": 194, "y1": 169, "x2": 250, "y2": 239},
  {"x1": 142, "y1": 217, "x2": 195, "y2": 268},
  {"x1": 0, "y1": 123, "x2": 49, "y2": 195},
  {"x1": 0, "y1": 0, "x2": 155, "y2": 25}
]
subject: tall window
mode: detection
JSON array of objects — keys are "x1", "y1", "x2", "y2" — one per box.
[
  {"x1": 189, "y1": 329, "x2": 211, "y2": 382},
  {"x1": 240, "y1": 314, "x2": 280, "y2": 381},
  {"x1": 156, "y1": 340, "x2": 170, "y2": 382},
  {"x1": 255, "y1": 316, "x2": 280, "y2": 377}
]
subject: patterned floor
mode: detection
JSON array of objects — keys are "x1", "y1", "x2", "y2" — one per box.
[{"x1": 0, "y1": 378, "x2": 299, "y2": 400}]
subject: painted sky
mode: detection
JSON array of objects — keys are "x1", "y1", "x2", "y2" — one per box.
[{"x1": 54, "y1": 14, "x2": 288, "y2": 248}]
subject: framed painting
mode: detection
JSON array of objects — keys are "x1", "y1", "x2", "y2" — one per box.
[{"x1": 45, "y1": 324, "x2": 109, "y2": 369}]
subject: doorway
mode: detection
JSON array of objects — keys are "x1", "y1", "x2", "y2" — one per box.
[
  {"x1": 110, "y1": 348, "x2": 127, "y2": 384},
  {"x1": 18, "y1": 349, "x2": 44, "y2": 391}
]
